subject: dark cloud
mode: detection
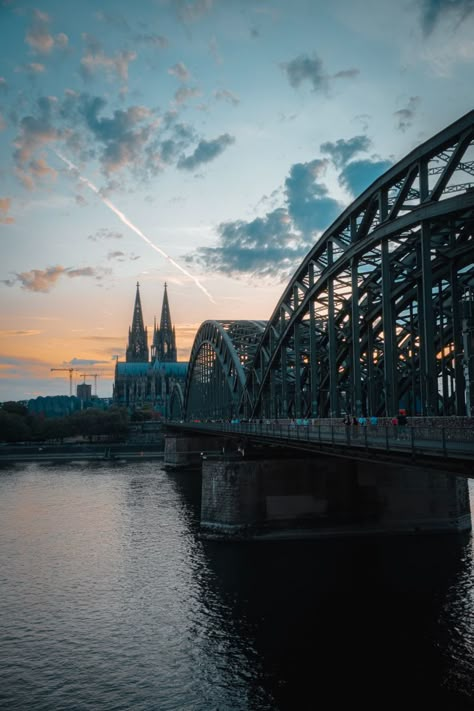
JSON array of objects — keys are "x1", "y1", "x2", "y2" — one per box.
[
  {"x1": 419, "y1": 0, "x2": 474, "y2": 34},
  {"x1": 320, "y1": 135, "x2": 371, "y2": 168},
  {"x1": 189, "y1": 208, "x2": 308, "y2": 280},
  {"x1": 339, "y1": 159, "x2": 393, "y2": 197},
  {"x1": 285, "y1": 159, "x2": 342, "y2": 234},
  {"x1": 188, "y1": 158, "x2": 343, "y2": 279},
  {"x1": 282, "y1": 53, "x2": 359, "y2": 93},
  {"x1": 281, "y1": 53, "x2": 327, "y2": 92},
  {"x1": 177, "y1": 133, "x2": 235, "y2": 171},
  {"x1": 79, "y1": 94, "x2": 154, "y2": 173},
  {"x1": 394, "y1": 96, "x2": 420, "y2": 132}
]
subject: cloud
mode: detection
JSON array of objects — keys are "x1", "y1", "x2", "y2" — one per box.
[
  {"x1": 394, "y1": 96, "x2": 420, "y2": 132},
  {"x1": 320, "y1": 135, "x2": 372, "y2": 167},
  {"x1": 67, "y1": 357, "x2": 109, "y2": 366},
  {"x1": 2, "y1": 265, "x2": 103, "y2": 292},
  {"x1": 80, "y1": 34, "x2": 136, "y2": 83},
  {"x1": 419, "y1": 0, "x2": 474, "y2": 35},
  {"x1": 168, "y1": 61, "x2": 190, "y2": 81},
  {"x1": 13, "y1": 98, "x2": 60, "y2": 188},
  {"x1": 79, "y1": 94, "x2": 154, "y2": 173},
  {"x1": 282, "y1": 53, "x2": 327, "y2": 92},
  {"x1": 88, "y1": 227, "x2": 123, "y2": 241},
  {"x1": 281, "y1": 53, "x2": 359, "y2": 93},
  {"x1": 107, "y1": 250, "x2": 125, "y2": 260},
  {"x1": 214, "y1": 88, "x2": 240, "y2": 106},
  {"x1": 175, "y1": 0, "x2": 215, "y2": 23},
  {"x1": 189, "y1": 208, "x2": 308, "y2": 280},
  {"x1": 285, "y1": 159, "x2": 342, "y2": 234},
  {"x1": 0, "y1": 197, "x2": 14, "y2": 224},
  {"x1": 0, "y1": 77, "x2": 8, "y2": 93},
  {"x1": 339, "y1": 158, "x2": 393, "y2": 197},
  {"x1": 25, "y1": 9, "x2": 69, "y2": 54},
  {"x1": 135, "y1": 33, "x2": 169, "y2": 48},
  {"x1": 174, "y1": 86, "x2": 201, "y2": 105},
  {"x1": 17, "y1": 62, "x2": 46, "y2": 76},
  {"x1": 177, "y1": 133, "x2": 235, "y2": 171},
  {"x1": 0, "y1": 330, "x2": 41, "y2": 337}
]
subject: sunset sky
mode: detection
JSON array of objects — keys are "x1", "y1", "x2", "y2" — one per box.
[{"x1": 1, "y1": 0, "x2": 474, "y2": 401}]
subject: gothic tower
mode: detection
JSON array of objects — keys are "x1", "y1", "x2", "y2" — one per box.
[
  {"x1": 126, "y1": 282, "x2": 149, "y2": 362},
  {"x1": 151, "y1": 283, "x2": 177, "y2": 362}
]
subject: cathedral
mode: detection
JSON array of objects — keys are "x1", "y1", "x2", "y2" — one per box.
[{"x1": 113, "y1": 283, "x2": 187, "y2": 416}]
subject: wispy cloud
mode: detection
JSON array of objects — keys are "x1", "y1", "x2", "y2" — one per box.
[
  {"x1": 177, "y1": 133, "x2": 235, "y2": 171},
  {"x1": 419, "y1": 0, "x2": 474, "y2": 35},
  {"x1": 80, "y1": 34, "x2": 136, "y2": 83},
  {"x1": 0, "y1": 197, "x2": 14, "y2": 224},
  {"x1": 2, "y1": 265, "x2": 105, "y2": 292},
  {"x1": 25, "y1": 9, "x2": 69, "y2": 54},
  {"x1": 394, "y1": 96, "x2": 420, "y2": 132},
  {"x1": 168, "y1": 61, "x2": 190, "y2": 81},
  {"x1": 214, "y1": 88, "x2": 240, "y2": 106}
]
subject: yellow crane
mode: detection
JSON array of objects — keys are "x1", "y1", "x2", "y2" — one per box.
[{"x1": 50, "y1": 368, "x2": 75, "y2": 396}]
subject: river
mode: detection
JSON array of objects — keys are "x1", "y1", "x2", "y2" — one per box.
[{"x1": 0, "y1": 462, "x2": 472, "y2": 710}]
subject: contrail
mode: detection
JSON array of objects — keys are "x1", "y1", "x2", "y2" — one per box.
[{"x1": 54, "y1": 150, "x2": 216, "y2": 304}]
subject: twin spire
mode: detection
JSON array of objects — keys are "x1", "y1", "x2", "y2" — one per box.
[{"x1": 126, "y1": 282, "x2": 177, "y2": 363}]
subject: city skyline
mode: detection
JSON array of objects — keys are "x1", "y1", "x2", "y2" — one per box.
[{"x1": 1, "y1": 0, "x2": 474, "y2": 400}]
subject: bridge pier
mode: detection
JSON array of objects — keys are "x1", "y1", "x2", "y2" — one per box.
[
  {"x1": 164, "y1": 433, "x2": 222, "y2": 468},
  {"x1": 200, "y1": 455, "x2": 471, "y2": 540}
]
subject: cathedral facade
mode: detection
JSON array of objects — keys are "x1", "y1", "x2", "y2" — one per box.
[{"x1": 113, "y1": 283, "x2": 187, "y2": 416}]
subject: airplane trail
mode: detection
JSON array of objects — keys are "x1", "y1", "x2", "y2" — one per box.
[{"x1": 54, "y1": 150, "x2": 216, "y2": 304}]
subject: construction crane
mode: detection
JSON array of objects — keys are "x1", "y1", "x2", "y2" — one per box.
[
  {"x1": 50, "y1": 368, "x2": 75, "y2": 396},
  {"x1": 79, "y1": 373, "x2": 100, "y2": 397}
]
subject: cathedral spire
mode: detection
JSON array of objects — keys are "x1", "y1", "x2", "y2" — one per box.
[
  {"x1": 126, "y1": 282, "x2": 149, "y2": 362},
  {"x1": 151, "y1": 283, "x2": 177, "y2": 362}
]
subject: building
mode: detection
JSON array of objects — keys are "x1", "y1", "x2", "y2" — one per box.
[{"x1": 113, "y1": 283, "x2": 187, "y2": 416}]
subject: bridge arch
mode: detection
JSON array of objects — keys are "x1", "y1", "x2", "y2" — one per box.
[
  {"x1": 183, "y1": 320, "x2": 266, "y2": 420},
  {"x1": 244, "y1": 111, "x2": 474, "y2": 419}
]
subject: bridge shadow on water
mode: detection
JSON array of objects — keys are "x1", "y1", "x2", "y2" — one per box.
[{"x1": 169, "y1": 467, "x2": 473, "y2": 710}]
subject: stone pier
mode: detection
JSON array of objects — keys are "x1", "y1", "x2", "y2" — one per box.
[
  {"x1": 200, "y1": 454, "x2": 471, "y2": 539},
  {"x1": 164, "y1": 433, "x2": 222, "y2": 469}
]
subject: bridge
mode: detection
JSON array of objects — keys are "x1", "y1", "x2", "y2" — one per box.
[{"x1": 166, "y1": 112, "x2": 474, "y2": 540}]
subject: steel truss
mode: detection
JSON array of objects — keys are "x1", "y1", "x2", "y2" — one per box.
[
  {"x1": 246, "y1": 111, "x2": 474, "y2": 419},
  {"x1": 183, "y1": 112, "x2": 474, "y2": 421},
  {"x1": 183, "y1": 320, "x2": 267, "y2": 420}
]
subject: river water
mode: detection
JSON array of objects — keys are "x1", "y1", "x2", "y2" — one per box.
[{"x1": 0, "y1": 462, "x2": 472, "y2": 710}]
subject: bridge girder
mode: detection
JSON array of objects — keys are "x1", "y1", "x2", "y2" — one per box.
[
  {"x1": 183, "y1": 112, "x2": 474, "y2": 422},
  {"x1": 183, "y1": 320, "x2": 266, "y2": 420},
  {"x1": 245, "y1": 111, "x2": 474, "y2": 419}
]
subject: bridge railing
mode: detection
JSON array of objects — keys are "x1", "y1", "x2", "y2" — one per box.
[{"x1": 171, "y1": 420, "x2": 474, "y2": 460}]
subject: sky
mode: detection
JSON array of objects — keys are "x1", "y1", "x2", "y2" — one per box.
[{"x1": 1, "y1": 0, "x2": 474, "y2": 401}]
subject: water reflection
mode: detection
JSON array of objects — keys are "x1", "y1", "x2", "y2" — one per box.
[{"x1": 0, "y1": 463, "x2": 471, "y2": 711}]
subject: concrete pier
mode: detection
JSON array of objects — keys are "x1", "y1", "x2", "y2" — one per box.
[{"x1": 200, "y1": 455, "x2": 471, "y2": 539}]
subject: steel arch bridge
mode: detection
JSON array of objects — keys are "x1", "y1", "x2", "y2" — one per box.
[{"x1": 183, "y1": 111, "x2": 474, "y2": 422}]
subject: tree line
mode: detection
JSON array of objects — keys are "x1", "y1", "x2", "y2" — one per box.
[{"x1": 0, "y1": 402, "x2": 130, "y2": 443}]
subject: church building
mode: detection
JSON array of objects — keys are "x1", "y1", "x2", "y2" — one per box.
[{"x1": 113, "y1": 283, "x2": 187, "y2": 416}]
